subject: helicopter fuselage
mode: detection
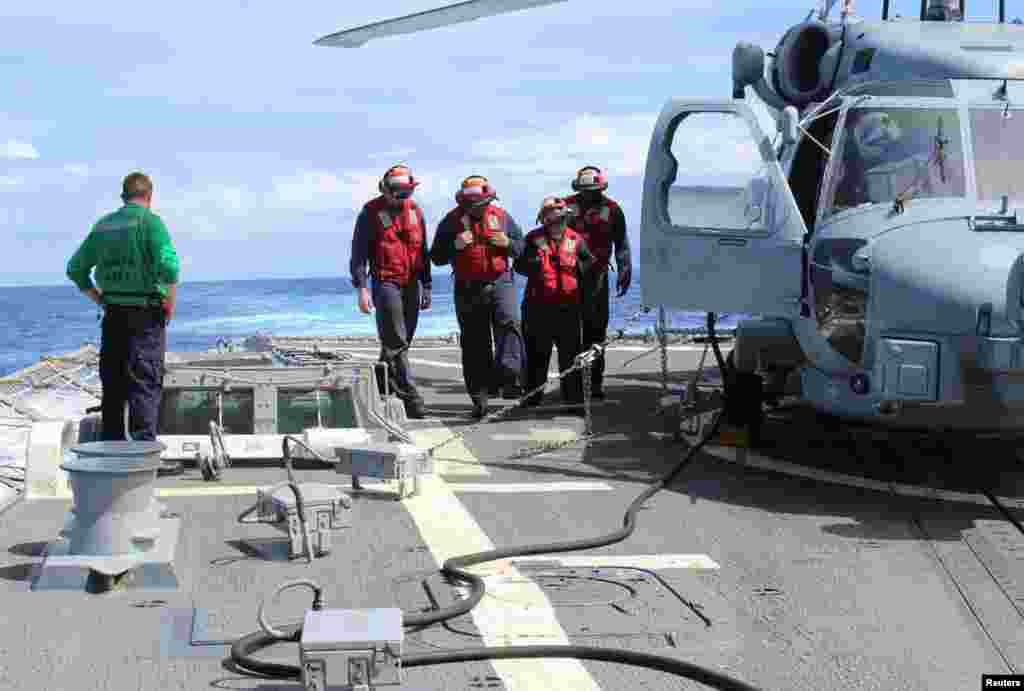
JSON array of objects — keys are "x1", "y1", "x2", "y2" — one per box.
[{"x1": 763, "y1": 79, "x2": 1024, "y2": 431}]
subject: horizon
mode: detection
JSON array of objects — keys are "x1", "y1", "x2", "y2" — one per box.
[{"x1": 0, "y1": 264, "x2": 645, "y2": 290}]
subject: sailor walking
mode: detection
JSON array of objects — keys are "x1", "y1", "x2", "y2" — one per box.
[
  {"x1": 66, "y1": 172, "x2": 180, "y2": 441},
  {"x1": 515, "y1": 197, "x2": 595, "y2": 409},
  {"x1": 350, "y1": 164, "x2": 432, "y2": 419},
  {"x1": 564, "y1": 166, "x2": 631, "y2": 399},
  {"x1": 430, "y1": 176, "x2": 526, "y2": 419}
]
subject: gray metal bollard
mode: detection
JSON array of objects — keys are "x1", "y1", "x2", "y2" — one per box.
[{"x1": 60, "y1": 441, "x2": 167, "y2": 557}]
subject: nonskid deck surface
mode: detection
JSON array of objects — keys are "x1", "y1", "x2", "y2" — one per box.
[{"x1": 1, "y1": 345, "x2": 1023, "y2": 690}]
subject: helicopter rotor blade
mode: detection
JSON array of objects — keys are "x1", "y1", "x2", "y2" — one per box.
[{"x1": 314, "y1": 0, "x2": 568, "y2": 48}]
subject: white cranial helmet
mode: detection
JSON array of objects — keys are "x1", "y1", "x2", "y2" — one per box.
[{"x1": 852, "y1": 111, "x2": 902, "y2": 163}]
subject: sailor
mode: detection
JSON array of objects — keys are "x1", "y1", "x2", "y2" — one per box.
[
  {"x1": 430, "y1": 175, "x2": 525, "y2": 419},
  {"x1": 66, "y1": 172, "x2": 180, "y2": 442},
  {"x1": 350, "y1": 164, "x2": 431, "y2": 419},
  {"x1": 515, "y1": 197, "x2": 595, "y2": 408},
  {"x1": 564, "y1": 166, "x2": 631, "y2": 399}
]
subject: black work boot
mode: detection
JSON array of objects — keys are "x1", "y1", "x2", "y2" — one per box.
[
  {"x1": 471, "y1": 396, "x2": 489, "y2": 420},
  {"x1": 404, "y1": 398, "x2": 426, "y2": 420},
  {"x1": 502, "y1": 383, "x2": 523, "y2": 400}
]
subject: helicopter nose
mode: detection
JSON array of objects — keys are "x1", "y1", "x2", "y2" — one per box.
[{"x1": 871, "y1": 219, "x2": 1024, "y2": 338}]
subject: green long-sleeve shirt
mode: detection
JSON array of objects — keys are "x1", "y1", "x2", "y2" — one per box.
[{"x1": 66, "y1": 203, "x2": 180, "y2": 306}]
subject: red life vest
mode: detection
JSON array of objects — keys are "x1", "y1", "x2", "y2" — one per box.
[
  {"x1": 448, "y1": 203, "x2": 509, "y2": 282},
  {"x1": 565, "y1": 194, "x2": 619, "y2": 274},
  {"x1": 365, "y1": 196, "x2": 424, "y2": 286},
  {"x1": 524, "y1": 227, "x2": 581, "y2": 306}
]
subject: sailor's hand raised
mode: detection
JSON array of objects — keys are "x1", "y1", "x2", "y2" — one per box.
[{"x1": 487, "y1": 231, "x2": 509, "y2": 248}]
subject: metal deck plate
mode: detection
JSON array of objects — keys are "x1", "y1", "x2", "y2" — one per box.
[{"x1": 31, "y1": 517, "x2": 182, "y2": 591}]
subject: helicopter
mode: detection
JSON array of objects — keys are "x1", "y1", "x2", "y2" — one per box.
[{"x1": 315, "y1": 0, "x2": 1024, "y2": 435}]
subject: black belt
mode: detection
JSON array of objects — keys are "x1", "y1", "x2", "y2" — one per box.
[{"x1": 103, "y1": 291, "x2": 164, "y2": 308}]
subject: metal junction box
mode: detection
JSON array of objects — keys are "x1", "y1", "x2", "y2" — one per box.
[
  {"x1": 335, "y1": 442, "x2": 432, "y2": 498},
  {"x1": 255, "y1": 482, "x2": 352, "y2": 558},
  {"x1": 299, "y1": 608, "x2": 403, "y2": 690}
]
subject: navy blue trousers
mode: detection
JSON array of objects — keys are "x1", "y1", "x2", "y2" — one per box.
[
  {"x1": 522, "y1": 302, "x2": 583, "y2": 405},
  {"x1": 372, "y1": 280, "x2": 423, "y2": 404},
  {"x1": 99, "y1": 305, "x2": 166, "y2": 441},
  {"x1": 454, "y1": 274, "x2": 524, "y2": 402}
]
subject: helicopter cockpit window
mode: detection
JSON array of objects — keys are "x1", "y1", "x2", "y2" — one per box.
[
  {"x1": 970, "y1": 108, "x2": 1024, "y2": 201},
  {"x1": 666, "y1": 111, "x2": 771, "y2": 233},
  {"x1": 824, "y1": 107, "x2": 965, "y2": 217}
]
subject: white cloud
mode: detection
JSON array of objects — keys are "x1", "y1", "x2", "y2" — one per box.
[
  {"x1": 0, "y1": 176, "x2": 24, "y2": 186},
  {"x1": 270, "y1": 170, "x2": 380, "y2": 212},
  {"x1": 146, "y1": 98, "x2": 781, "y2": 244},
  {"x1": 4, "y1": 139, "x2": 38, "y2": 160}
]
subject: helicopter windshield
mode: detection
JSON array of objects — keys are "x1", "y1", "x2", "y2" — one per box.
[
  {"x1": 825, "y1": 107, "x2": 966, "y2": 216},
  {"x1": 971, "y1": 107, "x2": 1024, "y2": 201}
]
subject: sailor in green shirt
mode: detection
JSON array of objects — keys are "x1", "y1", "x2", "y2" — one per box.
[{"x1": 66, "y1": 172, "x2": 180, "y2": 442}]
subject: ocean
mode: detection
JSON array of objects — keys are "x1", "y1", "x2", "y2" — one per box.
[{"x1": 0, "y1": 274, "x2": 746, "y2": 377}]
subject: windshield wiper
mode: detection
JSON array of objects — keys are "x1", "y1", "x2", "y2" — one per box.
[
  {"x1": 934, "y1": 115, "x2": 949, "y2": 184},
  {"x1": 892, "y1": 115, "x2": 950, "y2": 214}
]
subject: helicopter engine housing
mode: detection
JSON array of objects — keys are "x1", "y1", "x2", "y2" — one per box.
[{"x1": 771, "y1": 20, "x2": 840, "y2": 107}]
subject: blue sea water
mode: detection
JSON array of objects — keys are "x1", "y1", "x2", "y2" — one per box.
[{"x1": 0, "y1": 274, "x2": 746, "y2": 377}]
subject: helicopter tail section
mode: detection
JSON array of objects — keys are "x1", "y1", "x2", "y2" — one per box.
[{"x1": 639, "y1": 99, "x2": 807, "y2": 317}]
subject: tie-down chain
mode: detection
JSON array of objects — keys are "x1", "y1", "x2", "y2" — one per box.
[{"x1": 423, "y1": 309, "x2": 651, "y2": 460}]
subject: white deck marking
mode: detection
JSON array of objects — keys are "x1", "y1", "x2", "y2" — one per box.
[
  {"x1": 348, "y1": 350, "x2": 562, "y2": 375},
  {"x1": 350, "y1": 347, "x2": 729, "y2": 374},
  {"x1": 447, "y1": 481, "x2": 613, "y2": 493},
  {"x1": 514, "y1": 554, "x2": 720, "y2": 570},
  {"x1": 408, "y1": 427, "x2": 490, "y2": 476},
  {"x1": 405, "y1": 474, "x2": 603, "y2": 689},
  {"x1": 156, "y1": 485, "x2": 288, "y2": 497},
  {"x1": 698, "y1": 443, "x2": 1024, "y2": 509},
  {"x1": 491, "y1": 427, "x2": 579, "y2": 443}
]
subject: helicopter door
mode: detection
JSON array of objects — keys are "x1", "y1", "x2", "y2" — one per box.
[{"x1": 640, "y1": 99, "x2": 807, "y2": 317}]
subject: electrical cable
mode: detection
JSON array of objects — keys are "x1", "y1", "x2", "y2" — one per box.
[{"x1": 230, "y1": 410, "x2": 748, "y2": 687}]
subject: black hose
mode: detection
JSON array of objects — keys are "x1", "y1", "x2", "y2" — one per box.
[
  {"x1": 230, "y1": 408, "x2": 750, "y2": 689},
  {"x1": 401, "y1": 646, "x2": 761, "y2": 691},
  {"x1": 707, "y1": 312, "x2": 731, "y2": 380}
]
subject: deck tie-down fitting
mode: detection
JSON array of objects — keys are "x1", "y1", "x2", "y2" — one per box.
[{"x1": 238, "y1": 481, "x2": 352, "y2": 561}]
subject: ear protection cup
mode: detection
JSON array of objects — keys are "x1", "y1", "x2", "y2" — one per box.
[
  {"x1": 571, "y1": 166, "x2": 608, "y2": 192},
  {"x1": 456, "y1": 175, "x2": 497, "y2": 207},
  {"x1": 380, "y1": 165, "x2": 418, "y2": 195}
]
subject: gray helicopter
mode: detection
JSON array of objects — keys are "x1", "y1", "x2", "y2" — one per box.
[{"x1": 317, "y1": 0, "x2": 1024, "y2": 434}]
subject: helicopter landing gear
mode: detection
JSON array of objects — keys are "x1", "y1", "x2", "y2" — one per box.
[{"x1": 722, "y1": 351, "x2": 766, "y2": 448}]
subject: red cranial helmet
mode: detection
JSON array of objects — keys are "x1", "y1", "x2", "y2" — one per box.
[
  {"x1": 536, "y1": 196, "x2": 569, "y2": 226},
  {"x1": 455, "y1": 175, "x2": 496, "y2": 208},
  {"x1": 379, "y1": 165, "x2": 418, "y2": 199},
  {"x1": 571, "y1": 166, "x2": 608, "y2": 192}
]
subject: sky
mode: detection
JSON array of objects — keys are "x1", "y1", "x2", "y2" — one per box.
[{"x1": 0, "y1": 0, "x2": 919, "y2": 287}]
